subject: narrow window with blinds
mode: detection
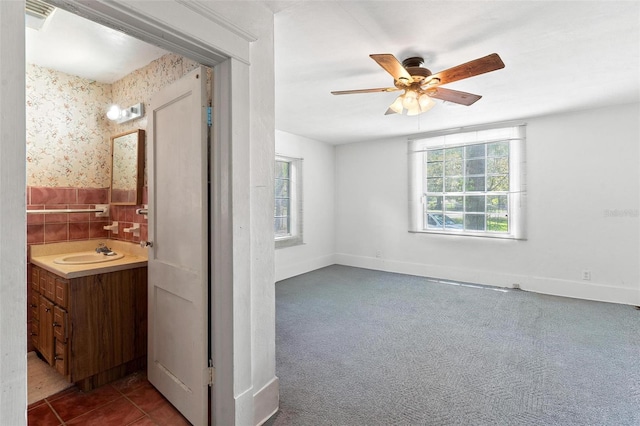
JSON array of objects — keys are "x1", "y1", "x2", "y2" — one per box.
[
  {"x1": 409, "y1": 124, "x2": 526, "y2": 239},
  {"x1": 275, "y1": 155, "x2": 304, "y2": 248}
]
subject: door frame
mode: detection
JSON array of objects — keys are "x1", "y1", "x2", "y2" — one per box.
[{"x1": 26, "y1": 2, "x2": 254, "y2": 425}]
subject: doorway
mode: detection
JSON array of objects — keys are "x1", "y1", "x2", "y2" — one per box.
[{"x1": 25, "y1": 9, "x2": 211, "y2": 425}]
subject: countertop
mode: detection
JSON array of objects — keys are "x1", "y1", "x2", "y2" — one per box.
[{"x1": 30, "y1": 239, "x2": 148, "y2": 279}]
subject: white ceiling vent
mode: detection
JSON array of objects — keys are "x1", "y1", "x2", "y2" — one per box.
[{"x1": 25, "y1": 0, "x2": 56, "y2": 31}]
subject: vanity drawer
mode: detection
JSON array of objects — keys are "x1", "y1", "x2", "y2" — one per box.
[
  {"x1": 39, "y1": 271, "x2": 55, "y2": 301},
  {"x1": 30, "y1": 292, "x2": 39, "y2": 320},
  {"x1": 55, "y1": 278, "x2": 69, "y2": 309},
  {"x1": 45, "y1": 274, "x2": 55, "y2": 301},
  {"x1": 31, "y1": 267, "x2": 40, "y2": 294},
  {"x1": 39, "y1": 271, "x2": 47, "y2": 296},
  {"x1": 54, "y1": 340, "x2": 68, "y2": 376},
  {"x1": 53, "y1": 305, "x2": 67, "y2": 343}
]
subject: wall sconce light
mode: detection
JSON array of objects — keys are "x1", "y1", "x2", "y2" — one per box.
[{"x1": 107, "y1": 103, "x2": 145, "y2": 124}]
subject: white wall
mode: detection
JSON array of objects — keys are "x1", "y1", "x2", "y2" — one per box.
[
  {"x1": 335, "y1": 103, "x2": 640, "y2": 306},
  {"x1": 0, "y1": 2, "x2": 27, "y2": 425},
  {"x1": 275, "y1": 130, "x2": 336, "y2": 281}
]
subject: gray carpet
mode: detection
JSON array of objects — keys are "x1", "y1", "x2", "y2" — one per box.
[{"x1": 267, "y1": 265, "x2": 640, "y2": 426}]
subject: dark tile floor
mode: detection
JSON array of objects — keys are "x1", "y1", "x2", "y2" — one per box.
[{"x1": 28, "y1": 371, "x2": 191, "y2": 426}]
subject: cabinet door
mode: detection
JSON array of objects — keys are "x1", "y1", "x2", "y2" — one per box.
[
  {"x1": 53, "y1": 305, "x2": 67, "y2": 343},
  {"x1": 38, "y1": 295, "x2": 54, "y2": 365}
]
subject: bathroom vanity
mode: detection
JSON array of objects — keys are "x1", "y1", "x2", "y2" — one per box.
[{"x1": 30, "y1": 240, "x2": 148, "y2": 391}]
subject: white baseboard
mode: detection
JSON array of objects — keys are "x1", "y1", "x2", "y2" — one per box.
[
  {"x1": 254, "y1": 376, "x2": 279, "y2": 426},
  {"x1": 334, "y1": 253, "x2": 639, "y2": 306},
  {"x1": 275, "y1": 254, "x2": 335, "y2": 282}
]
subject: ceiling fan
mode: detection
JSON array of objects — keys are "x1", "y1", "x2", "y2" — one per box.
[{"x1": 331, "y1": 53, "x2": 505, "y2": 116}]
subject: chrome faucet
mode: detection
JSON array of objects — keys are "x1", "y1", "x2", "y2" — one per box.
[{"x1": 96, "y1": 242, "x2": 112, "y2": 254}]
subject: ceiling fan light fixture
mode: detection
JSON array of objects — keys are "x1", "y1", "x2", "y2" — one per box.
[
  {"x1": 389, "y1": 95, "x2": 404, "y2": 114},
  {"x1": 401, "y1": 89, "x2": 418, "y2": 109},
  {"x1": 406, "y1": 104, "x2": 422, "y2": 116},
  {"x1": 418, "y1": 93, "x2": 436, "y2": 112}
]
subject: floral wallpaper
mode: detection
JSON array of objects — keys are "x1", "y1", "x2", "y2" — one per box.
[
  {"x1": 26, "y1": 53, "x2": 209, "y2": 189},
  {"x1": 26, "y1": 64, "x2": 112, "y2": 188}
]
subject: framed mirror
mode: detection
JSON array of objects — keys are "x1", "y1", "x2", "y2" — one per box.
[{"x1": 110, "y1": 129, "x2": 145, "y2": 205}]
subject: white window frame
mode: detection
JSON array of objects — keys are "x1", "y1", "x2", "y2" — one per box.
[
  {"x1": 275, "y1": 154, "x2": 303, "y2": 248},
  {"x1": 408, "y1": 123, "x2": 527, "y2": 239}
]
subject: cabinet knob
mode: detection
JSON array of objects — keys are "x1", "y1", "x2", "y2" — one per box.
[
  {"x1": 30, "y1": 304, "x2": 37, "y2": 308},
  {"x1": 30, "y1": 332, "x2": 37, "y2": 336},
  {"x1": 45, "y1": 307, "x2": 51, "y2": 312},
  {"x1": 53, "y1": 322, "x2": 61, "y2": 327},
  {"x1": 54, "y1": 356, "x2": 63, "y2": 361}
]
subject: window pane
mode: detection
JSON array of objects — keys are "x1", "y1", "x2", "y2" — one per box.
[
  {"x1": 426, "y1": 177, "x2": 443, "y2": 192},
  {"x1": 465, "y1": 176, "x2": 485, "y2": 192},
  {"x1": 275, "y1": 178, "x2": 289, "y2": 197},
  {"x1": 426, "y1": 196, "x2": 443, "y2": 211},
  {"x1": 487, "y1": 195, "x2": 508, "y2": 213},
  {"x1": 445, "y1": 177, "x2": 463, "y2": 192},
  {"x1": 445, "y1": 160, "x2": 462, "y2": 176},
  {"x1": 444, "y1": 213, "x2": 463, "y2": 230},
  {"x1": 426, "y1": 161, "x2": 443, "y2": 177},
  {"x1": 487, "y1": 175, "x2": 509, "y2": 191},
  {"x1": 487, "y1": 215, "x2": 509, "y2": 232},
  {"x1": 487, "y1": 157, "x2": 509, "y2": 174},
  {"x1": 274, "y1": 217, "x2": 289, "y2": 235},
  {"x1": 427, "y1": 149, "x2": 444, "y2": 162},
  {"x1": 487, "y1": 141, "x2": 509, "y2": 157},
  {"x1": 275, "y1": 161, "x2": 289, "y2": 178},
  {"x1": 465, "y1": 144, "x2": 485, "y2": 159},
  {"x1": 465, "y1": 159, "x2": 485, "y2": 175},
  {"x1": 465, "y1": 214, "x2": 485, "y2": 231},
  {"x1": 426, "y1": 213, "x2": 443, "y2": 229},
  {"x1": 445, "y1": 196, "x2": 463, "y2": 212},
  {"x1": 466, "y1": 195, "x2": 485, "y2": 212},
  {"x1": 274, "y1": 198, "x2": 289, "y2": 216},
  {"x1": 445, "y1": 147, "x2": 463, "y2": 161}
]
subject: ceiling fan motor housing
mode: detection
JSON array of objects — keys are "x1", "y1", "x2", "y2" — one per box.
[{"x1": 395, "y1": 57, "x2": 434, "y2": 89}]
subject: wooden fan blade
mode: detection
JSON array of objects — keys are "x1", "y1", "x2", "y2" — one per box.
[
  {"x1": 370, "y1": 54, "x2": 413, "y2": 84},
  {"x1": 427, "y1": 87, "x2": 482, "y2": 106},
  {"x1": 331, "y1": 87, "x2": 400, "y2": 95},
  {"x1": 428, "y1": 53, "x2": 505, "y2": 86}
]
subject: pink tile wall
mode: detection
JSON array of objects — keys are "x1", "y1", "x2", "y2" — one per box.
[
  {"x1": 109, "y1": 186, "x2": 149, "y2": 244},
  {"x1": 26, "y1": 186, "x2": 149, "y2": 253}
]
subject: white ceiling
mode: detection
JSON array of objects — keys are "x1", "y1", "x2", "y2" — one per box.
[
  {"x1": 26, "y1": 1, "x2": 639, "y2": 145},
  {"x1": 26, "y1": 7, "x2": 168, "y2": 84}
]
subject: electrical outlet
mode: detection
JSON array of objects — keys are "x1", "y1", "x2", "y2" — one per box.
[
  {"x1": 375, "y1": 250, "x2": 382, "y2": 258},
  {"x1": 582, "y1": 270, "x2": 591, "y2": 281}
]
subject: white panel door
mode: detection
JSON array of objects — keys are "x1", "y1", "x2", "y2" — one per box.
[{"x1": 147, "y1": 66, "x2": 208, "y2": 426}]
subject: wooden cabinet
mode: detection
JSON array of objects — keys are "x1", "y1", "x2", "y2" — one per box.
[
  {"x1": 38, "y1": 295, "x2": 55, "y2": 365},
  {"x1": 30, "y1": 264, "x2": 147, "y2": 391}
]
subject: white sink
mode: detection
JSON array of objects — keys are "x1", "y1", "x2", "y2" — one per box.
[{"x1": 53, "y1": 251, "x2": 125, "y2": 265}]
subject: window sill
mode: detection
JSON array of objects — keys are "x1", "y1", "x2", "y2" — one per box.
[
  {"x1": 275, "y1": 235, "x2": 303, "y2": 249},
  {"x1": 409, "y1": 229, "x2": 525, "y2": 240}
]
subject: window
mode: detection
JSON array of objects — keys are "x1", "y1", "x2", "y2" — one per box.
[
  {"x1": 275, "y1": 155, "x2": 303, "y2": 248},
  {"x1": 409, "y1": 124, "x2": 526, "y2": 239}
]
